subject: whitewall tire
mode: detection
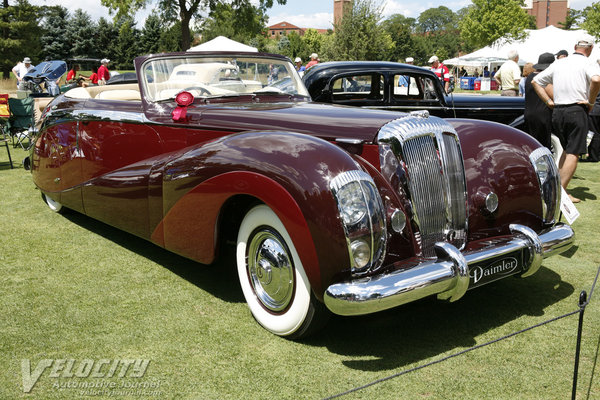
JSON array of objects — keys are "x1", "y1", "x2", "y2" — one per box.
[
  {"x1": 236, "y1": 204, "x2": 327, "y2": 338},
  {"x1": 42, "y1": 193, "x2": 64, "y2": 213}
]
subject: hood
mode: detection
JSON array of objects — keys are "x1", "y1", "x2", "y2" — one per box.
[{"x1": 150, "y1": 101, "x2": 402, "y2": 144}]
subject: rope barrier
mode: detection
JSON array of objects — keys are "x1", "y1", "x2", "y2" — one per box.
[{"x1": 324, "y1": 265, "x2": 600, "y2": 400}]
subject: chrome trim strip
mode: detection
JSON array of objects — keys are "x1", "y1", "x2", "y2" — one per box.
[
  {"x1": 72, "y1": 109, "x2": 147, "y2": 123},
  {"x1": 330, "y1": 170, "x2": 387, "y2": 275},
  {"x1": 324, "y1": 223, "x2": 574, "y2": 316},
  {"x1": 529, "y1": 147, "x2": 561, "y2": 224}
]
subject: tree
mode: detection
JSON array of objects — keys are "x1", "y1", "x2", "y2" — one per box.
[
  {"x1": 581, "y1": 4, "x2": 600, "y2": 39},
  {"x1": 286, "y1": 31, "x2": 307, "y2": 59},
  {"x1": 0, "y1": 0, "x2": 42, "y2": 79},
  {"x1": 40, "y1": 6, "x2": 71, "y2": 62},
  {"x1": 67, "y1": 9, "x2": 97, "y2": 59},
  {"x1": 302, "y1": 28, "x2": 325, "y2": 59},
  {"x1": 100, "y1": 0, "x2": 286, "y2": 51},
  {"x1": 140, "y1": 12, "x2": 163, "y2": 55},
  {"x1": 417, "y1": 6, "x2": 456, "y2": 34},
  {"x1": 200, "y1": 1, "x2": 267, "y2": 45},
  {"x1": 321, "y1": 0, "x2": 393, "y2": 61},
  {"x1": 114, "y1": 16, "x2": 139, "y2": 69},
  {"x1": 158, "y1": 20, "x2": 182, "y2": 52},
  {"x1": 277, "y1": 35, "x2": 290, "y2": 57},
  {"x1": 558, "y1": 9, "x2": 583, "y2": 30},
  {"x1": 95, "y1": 17, "x2": 119, "y2": 60},
  {"x1": 382, "y1": 14, "x2": 415, "y2": 62},
  {"x1": 459, "y1": 0, "x2": 532, "y2": 49}
]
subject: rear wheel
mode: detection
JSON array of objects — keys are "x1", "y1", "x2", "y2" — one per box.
[
  {"x1": 42, "y1": 193, "x2": 65, "y2": 214},
  {"x1": 236, "y1": 204, "x2": 328, "y2": 339}
]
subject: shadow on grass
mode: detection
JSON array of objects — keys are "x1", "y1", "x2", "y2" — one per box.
[
  {"x1": 63, "y1": 211, "x2": 244, "y2": 304},
  {"x1": 0, "y1": 159, "x2": 19, "y2": 170},
  {"x1": 63, "y1": 211, "x2": 574, "y2": 372},
  {"x1": 560, "y1": 245, "x2": 579, "y2": 259},
  {"x1": 303, "y1": 266, "x2": 574, "y2": 371},
  {"x1": 570, "y1": 186, "x2": 596, "y2": 202}
]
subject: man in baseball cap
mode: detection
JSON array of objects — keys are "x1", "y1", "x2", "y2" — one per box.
[
  {"x1": 428, "y1": 55, "x2": 450, "y2": 92},
  {"x1": 294, "y1": 57, "x2": 305, "y2": 77},
  {"x1": 12, "y1": 57, "x2": 35, "y2": 88},
  {"x1": 532, "y1": 32, "x2": 600, "y2": 203},
  {"x1": 555, "y1": 49, "x2": 568, "y2": 59},
  {"x1": 98, "y1": 58, "x2": 111, "y2": 84}
]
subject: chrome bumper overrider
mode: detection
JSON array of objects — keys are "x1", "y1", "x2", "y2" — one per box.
[{"x1": 324, "y1": 223, "x2": 574, "y2": 316}]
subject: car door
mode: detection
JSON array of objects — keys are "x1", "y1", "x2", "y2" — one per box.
[
  {"x1": 386, "y1": 73, "x2": 452, "y2": 118},
  {"x1": 326, "y1": 72, "x2": 386, "y2": 108},
  {"x1": 78, "y1": 99, "x2": 162, "y2": 238}
]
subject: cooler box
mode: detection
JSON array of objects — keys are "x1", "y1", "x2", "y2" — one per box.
[
  {"x1": 474, "y1": 78, "x2": 481, "y2": 91},
  {"x1": 460, "y1": 77, "x2": 475, "y2": 90},
  {"x1": 490, "y1": 79, "x2": 499, "y2": 90},
  {"x1": 480, "y1": 77, "x2": 491, "y2": 91}
]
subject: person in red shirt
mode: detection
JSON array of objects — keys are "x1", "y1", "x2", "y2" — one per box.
[
  {"x1": 88, "y1": 66, "x2": 99, "y2": 85},
  {"x1": 66, "y1": 65, "x2": 80, "y2": 83},
  {"x1": 80, "y1": 66, "x2": 99, "y2": 86},
  {"x1": 305, "y1": 53, "x2": 319, "y2": 70},
  {"x1": 97, "y1": 58, "x2": 111, "y2": 84},
  {"x1": 428, "y1": 55, "x2": 450, "y2": 93}
]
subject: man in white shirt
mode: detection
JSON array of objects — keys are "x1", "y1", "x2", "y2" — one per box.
[
  {"x1": 495, "y1": 50, "x2": 521, "y2": 96},
  {"x1": 533, "y1": 34, "x2": 600, "y2": 203},
  {"x1": 12, "y1": 57, "x2": 34, "y2": 88}
]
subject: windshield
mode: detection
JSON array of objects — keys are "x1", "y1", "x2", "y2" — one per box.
[{"x1": 141, "y1": 55, "x2": 309, "y2": 102}]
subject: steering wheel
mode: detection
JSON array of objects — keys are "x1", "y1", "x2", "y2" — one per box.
[{"x1": 183, "y1": 87, "x2": 211, "y2": 96}]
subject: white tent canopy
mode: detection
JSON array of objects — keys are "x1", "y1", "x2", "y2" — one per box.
[
  {"x1": 187, "y1": 36, "x2": 258, "y2": 52},
  {"x1": 444, "y1": 25, "x2": 600, "y2": 67}
]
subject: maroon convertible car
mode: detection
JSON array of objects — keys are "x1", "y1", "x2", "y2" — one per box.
[{"x1": 28, "y1": 51, "x2": 574, "y2": 338}]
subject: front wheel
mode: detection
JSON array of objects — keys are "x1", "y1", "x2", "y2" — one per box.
[{"x1": 236, "y1": 204, "x2": 328, "y2": 339}]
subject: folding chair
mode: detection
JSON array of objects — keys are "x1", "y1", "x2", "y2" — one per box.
[
  {"x1": 7, "y1": 96, "x2": 35, "y2": 150},
  {"x1": 0, "y1": 94, "x2": 13, "y2": 169}
]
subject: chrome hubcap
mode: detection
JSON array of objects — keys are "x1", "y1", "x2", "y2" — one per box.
[{"x1": 247, "y1": 228, "x2": 294, "y2": 312}]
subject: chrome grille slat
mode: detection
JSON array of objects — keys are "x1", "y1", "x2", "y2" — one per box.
[{"x1": 377, "y1": 114, "x2": 468, "y2": 258}]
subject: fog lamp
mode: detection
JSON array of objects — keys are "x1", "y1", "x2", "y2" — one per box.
[{"x1": 351, "y1": 240, "x2": 371, "y2": 269}]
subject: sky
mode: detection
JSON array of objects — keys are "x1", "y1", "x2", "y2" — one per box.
[{"x1": 29, "y1": 0, "x2": 599, "y2": 30}]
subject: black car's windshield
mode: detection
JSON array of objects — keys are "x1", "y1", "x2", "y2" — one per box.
[{"x1": 142, "y1": 55, "x2": 309, "y2": 102}]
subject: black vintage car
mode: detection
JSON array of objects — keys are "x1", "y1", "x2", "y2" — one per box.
[{"x1": 303, "y1": 61, "x2": 526, "y2": 129}]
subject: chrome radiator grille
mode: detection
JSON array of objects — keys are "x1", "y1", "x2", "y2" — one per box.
[{"x1": 378, "y1": 113, "x2": 468, "y2": 257}]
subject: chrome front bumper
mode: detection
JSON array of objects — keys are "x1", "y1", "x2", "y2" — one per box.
[{"x1": 324, "y1": 223, "x2": 574, "y2": 316}]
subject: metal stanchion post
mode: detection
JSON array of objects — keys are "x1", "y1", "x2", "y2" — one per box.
[{"x1": 571, "y1": 290, "x2": 587, "y2": 400}]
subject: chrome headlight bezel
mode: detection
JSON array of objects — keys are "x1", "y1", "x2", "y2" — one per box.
[
  {"x1": 330, "y1": 170, "x2": 387, "y2": 276},
  {"x1": 529, "y1": 147, "x2": 561, "y2": 224}
]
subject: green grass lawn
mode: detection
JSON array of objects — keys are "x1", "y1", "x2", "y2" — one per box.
[{"x1": 0, "y1": 145, "x2": 598, "y2": 399}]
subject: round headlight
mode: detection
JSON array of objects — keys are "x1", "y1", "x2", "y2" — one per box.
[
  {"x1": 337, "y1": 182, "x2": 367, "y2": 225},
  {"x1": 351, "y1": 240, "x2": 371, "y2": 270}
]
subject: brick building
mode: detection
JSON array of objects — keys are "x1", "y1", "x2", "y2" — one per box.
[
  {"x1": 268, "y1": 21, "x2": 305, "y2": 38},
  {"x1": 523, "y1": 0, "x2": 569, "y2": 29},
  {"x1": 334, "y1": 0, "x2": 352, "y2": 27}
]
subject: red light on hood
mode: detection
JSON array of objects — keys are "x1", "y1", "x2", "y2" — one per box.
[
  {"x1": 172, "y1": 91, "x2": 194, "y2": 121},
  {"x1": 175, "y1": 91, "x2": 194, "y2": 107}
]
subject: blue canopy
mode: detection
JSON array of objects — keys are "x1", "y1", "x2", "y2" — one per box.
[{"x1": 23, "y1": 60, "x2": 67, "y2": 82}]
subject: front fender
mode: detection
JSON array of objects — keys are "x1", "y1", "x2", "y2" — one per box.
[
  {"x1": 447, "y1": 119, "x2": 546, "y2": 242},
  {"x1": 152, "y1": 131, "x2": 365, "y2": 298}
]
